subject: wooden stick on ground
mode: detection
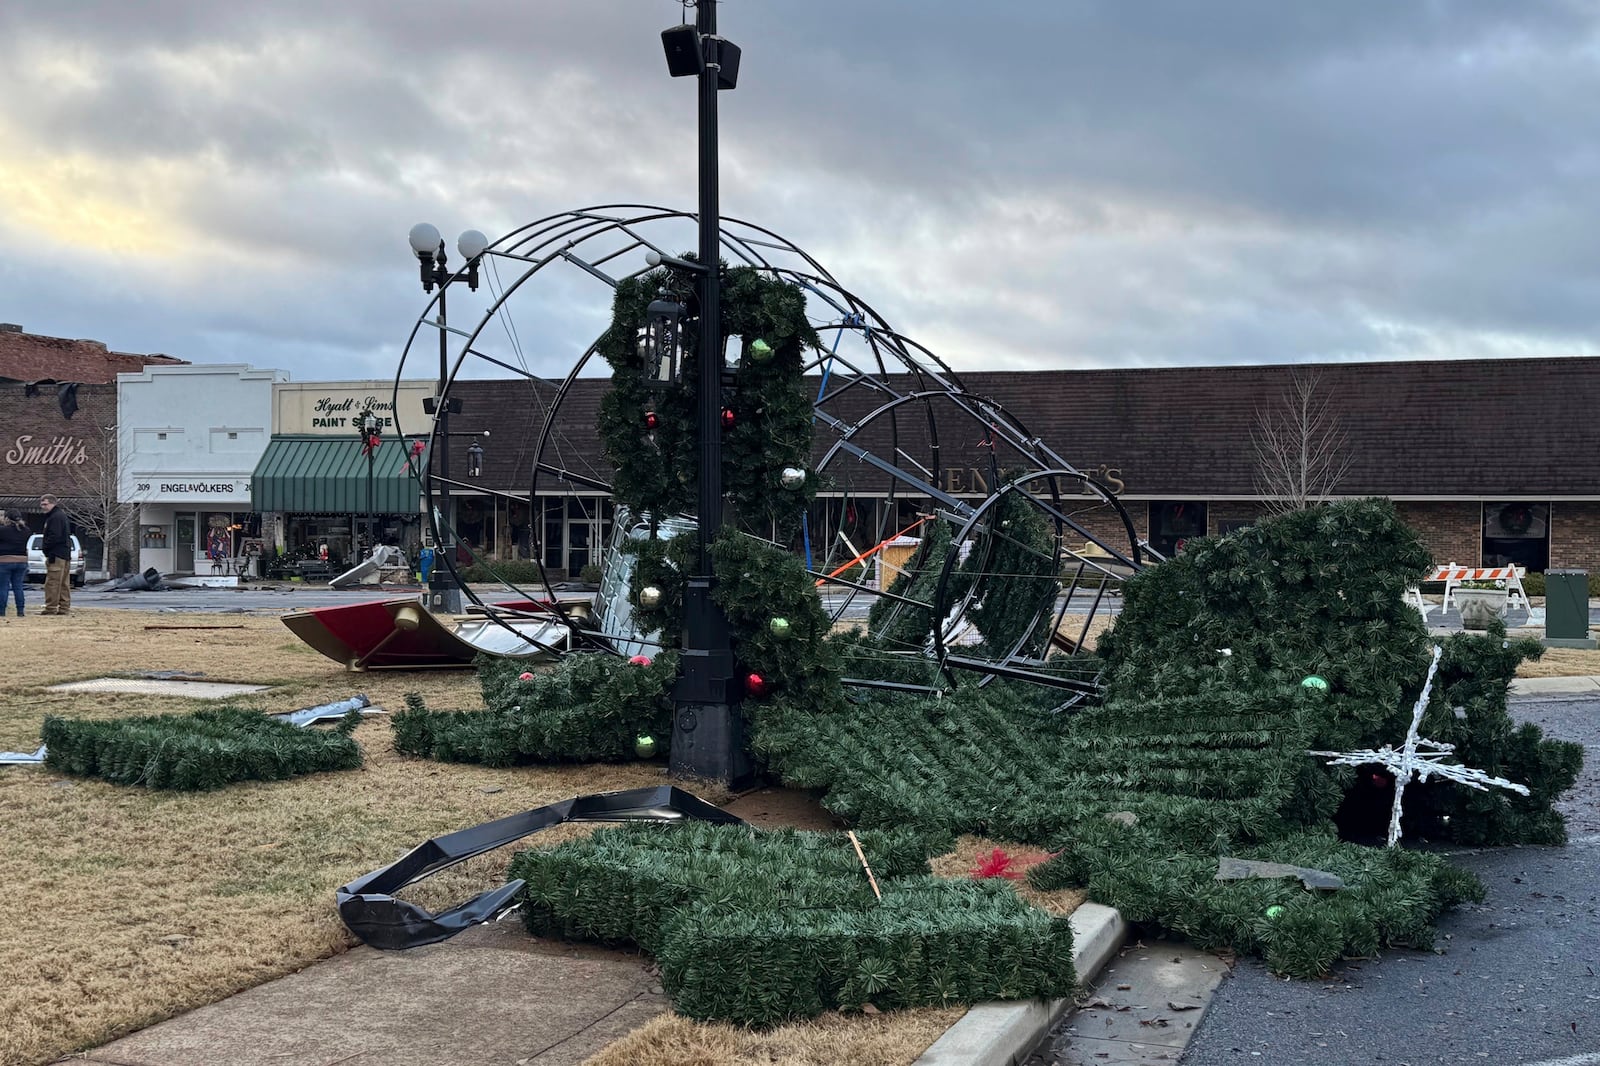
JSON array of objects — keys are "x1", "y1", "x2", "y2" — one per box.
[
  {"x1": 847, "y1": 830, "x2": 882, "y2": 901},
  {"x1": 143, "y1": 625, "x2": 247, "y2": 631}
]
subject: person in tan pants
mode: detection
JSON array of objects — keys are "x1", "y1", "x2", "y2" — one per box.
[{"x1": 39, "y1": 494, "x2": 72, "y2": 616}]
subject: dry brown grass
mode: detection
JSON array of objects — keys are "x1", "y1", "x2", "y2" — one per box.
[
  {"x1": 928, "y1": 834, "x2": 1086, "y2": 917},
  {"x1": 1055, "y1": 613, "x2": 1113, "y2": 654},
  {"x1": 578, "y1": 1008, "x2": 967, "y2": 1066},
  {"x1": 0, "y1": 608, "x2": 666, "y2": 1066},
  {"x1": 1515, "y1": 645, "x2": 1600, "y2": 678}
]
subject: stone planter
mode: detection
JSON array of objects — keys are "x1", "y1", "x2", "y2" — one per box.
[{"x1": 1455, "y1": 587, "x2": 1508, "y2": 630}]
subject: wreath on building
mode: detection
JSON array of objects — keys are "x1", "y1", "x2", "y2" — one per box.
[{"x1": 1498, "y1": 503, "x2": 1534, "y2": 537}]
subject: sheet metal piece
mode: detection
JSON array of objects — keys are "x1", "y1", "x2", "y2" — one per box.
[
  {"x1": 1214, "y1": 856, "x2": 1347, "y2": 891},
  {"x1": 336, "y1": 785, "x2": 744, "y2": 950}
]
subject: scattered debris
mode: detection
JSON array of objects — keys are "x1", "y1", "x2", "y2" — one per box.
[
  {"x1": 272, "y1": 694, "x2": 383, "y2": 728},
  {"x1": 1215, "y1": 857, "x2": 1347, "y2": 891},
  {"x1": 0, "y1": 745, "x2": 47, "y2": 766},
  {"x1": 144, "y1": 625, "x2": 247, "y2": 631}
]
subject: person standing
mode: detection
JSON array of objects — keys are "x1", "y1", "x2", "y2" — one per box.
[
  {"x1": 0, "y1": 508, "x2": 27, "y2": 617},
  {"x1": 39, "y1": 494, "x2": 72, "y2": 616}
]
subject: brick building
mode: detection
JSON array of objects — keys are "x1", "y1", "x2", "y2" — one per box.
[
  {"x1": 1, "y1": 326, "x2": 189, "y2": 575},
  {"x1": 446, "y1": 354, "x2": 1600, "y2": 577}
]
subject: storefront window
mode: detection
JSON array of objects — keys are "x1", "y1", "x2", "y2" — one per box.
[
  {"x1": 1482, "y1": 502, "x2": 1549, "y2": 572},
  {"x1": 1149, "y1": 501, "x2": 1207, "y2": 557}
]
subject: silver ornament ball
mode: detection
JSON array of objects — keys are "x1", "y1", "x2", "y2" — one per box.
[
  {"x1": 639, "y1": 585, "x2": 664, "y2": 608},
  {"x1": 779, "y1": 466, "x2": 806, "y2": 490}
]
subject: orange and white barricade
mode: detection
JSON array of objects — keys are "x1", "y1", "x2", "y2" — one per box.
[{"x1": 1406, "y1": 563, "x2": 1528, "y2": 615}]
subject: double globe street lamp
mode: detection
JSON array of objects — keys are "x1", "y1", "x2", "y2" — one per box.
[{"x1": 408, "y1": 223, "x2": 488, "y2": 613}]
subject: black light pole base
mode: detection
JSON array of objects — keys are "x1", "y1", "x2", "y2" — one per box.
[
  {"x1": 428, "y1": 581, "x2": 464, "y2": 615},
  {"x1": 671, "y1": 576, "x2": 749, "y2": 785},
  {"x1": 669, "y1": 694, "x2": 750, "y2": 785}
]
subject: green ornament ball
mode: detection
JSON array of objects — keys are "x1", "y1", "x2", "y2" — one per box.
[
  {"x1": 748, "y1": 338, "x2": 774, "y2": 362},
  {"x1": 634, "y1": 734, "x2": 658, "y2": 759},
  {"x1": 1265, "y1": 904, "x2": 1287, "y2": 920},
  {"x1": 769, "y1": 616, "x2": 791, "y2": 637},
  {"x1": 1301, "y1": 675, "x2": 1329, "y2": 692}
]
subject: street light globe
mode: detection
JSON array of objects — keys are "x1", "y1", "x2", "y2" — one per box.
[
  {"x1": 408, "y1": 222, "x2": 442, "y2": 256},
  {"x1": 457, "y1": 229, "x2": 490, "y2": 260}
]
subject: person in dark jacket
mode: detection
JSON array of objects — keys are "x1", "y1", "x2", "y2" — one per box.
[
  {"x1": 38, "y1": 494, "x2": 72, "y2": 616},
  {"x1": 0, "y1": 508, "x2": 26, "y2": 616}
]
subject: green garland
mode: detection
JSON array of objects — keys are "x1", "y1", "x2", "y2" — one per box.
[
  {"x1": 41, "y1": 706, "x2": 363, "y2": 790},
  {"x1": 1098, "y1": 498, "x2": 1582, "y2": 845},
  {"x1": 596, "y1": 263, "x2": 820, "y2": 537},
  {"x1": 509, "y1": 823, "x2": 1075, "y2": 1026},
  {"x1": 392, "y1": 652, "x2": 680, "y2": 765},
  {"x1": 744, "y1": 499, "x2": 1584, "y2": 979}
]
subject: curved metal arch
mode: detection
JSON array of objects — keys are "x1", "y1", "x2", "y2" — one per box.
[
  {"x1": 391, "y1": 204, "x2": 1147, "y2": 680},
  {"x1": 926, "y1": 467, "x2": 1139, "y2": 704}
]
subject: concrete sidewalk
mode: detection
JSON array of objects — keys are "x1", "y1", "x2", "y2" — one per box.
[
  {"x1": 1508, "y1": 673, "x2": 1600, "y2": 699},
  {"x1": 68, "y1": 923, "x2": 669, "y2": 1066},
  {"x1": 63, "y1": 901, "x2": 1127, "y2": 1066}
]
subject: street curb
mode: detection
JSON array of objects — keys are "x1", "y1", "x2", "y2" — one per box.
[
  {"x1": 912, "y1": 902, "x2": 1127, "y2": 1066},
  {"x1": 1509, "y1": 675, "x2": 1600, "y2": 699}
]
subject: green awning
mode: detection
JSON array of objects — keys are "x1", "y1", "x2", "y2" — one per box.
[{"x1": 252, "y1": 436, "x2": 423, "y2": 514}]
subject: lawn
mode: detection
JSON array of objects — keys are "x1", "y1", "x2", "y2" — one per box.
[
  {"x1": 0, "y1": 609, "x2": 663, "y2": 1066},
  {"x1": 0, "y1": 608, "x2": 1083, "y2": 1066}
]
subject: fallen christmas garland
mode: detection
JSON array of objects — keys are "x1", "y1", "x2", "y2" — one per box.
[
  {"x1": 41, "y1": 705, "x2": 365, "y2": 790},
  {"x1": 510, "y1": 822, "x2": 1076, "y2": 1027}
]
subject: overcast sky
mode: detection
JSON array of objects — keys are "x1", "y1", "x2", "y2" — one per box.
[{"x1": 1, "y1": 1, "x2": 1596, "y2": 383}]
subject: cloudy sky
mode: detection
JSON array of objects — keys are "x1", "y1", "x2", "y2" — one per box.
[{"x1": 1, "y1": 1, "x2": 1596, "y2": 383}]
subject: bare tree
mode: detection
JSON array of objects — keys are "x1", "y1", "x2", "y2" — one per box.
[
  {"x1": 1252, "y1": 369, "x2": 1353, "y2": 517},
  {"x1": 66, "y1": 423, "x2": 141, "y2": 579}
]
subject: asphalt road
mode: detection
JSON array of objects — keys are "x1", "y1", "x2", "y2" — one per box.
[
  {"x1": 71, "y1": 583, "x2": 423, "y2": 613},
  {"x1": 1180, "y1": 697, "x2": 1600, "y2": 1066}
]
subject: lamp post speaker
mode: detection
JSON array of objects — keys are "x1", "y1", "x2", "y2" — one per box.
[{"x1": 661, "y1": 24, "x2": 704, "y2": 77}]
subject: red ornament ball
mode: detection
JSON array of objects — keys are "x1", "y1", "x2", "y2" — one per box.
[
  {"x1": 745, "y1": 672, "x2": 769, "y2": 697},
  {"x1": 628, "y1": 655, "x2": 652, "y2": 666},
  {"x1": 518, "y1": 672, "x2": 535, "y2": 681},
  {"x1": 721, "y1": 407, "x2": 736, "y2": 430},
  {"x1": 644, "y1": 410, "x2": 659, "y2": 431}
]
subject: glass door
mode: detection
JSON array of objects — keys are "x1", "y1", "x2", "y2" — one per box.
[
  {"x1": 174, "y1": 513, "x2": 197, "y2": 572},
  {"x1": 566, "y1": 497, "x2": 601, "y2": 577}
]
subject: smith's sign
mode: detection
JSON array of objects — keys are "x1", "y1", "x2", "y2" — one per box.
[{"x1": 4, "y1": 436, "x2": 89, "y2": 466}]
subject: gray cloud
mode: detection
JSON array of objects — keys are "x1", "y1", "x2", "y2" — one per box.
[{"x1": 0, "y1": 1, "x2": 1596, "y2": 382}]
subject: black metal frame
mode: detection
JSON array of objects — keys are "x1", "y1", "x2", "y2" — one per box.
[{"x1": 336, "y1": 785, "x2": 742, "y2": 950}]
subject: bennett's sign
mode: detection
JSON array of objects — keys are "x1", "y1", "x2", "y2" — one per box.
[
  {"x1": 937, "y1": 464, "x2": 1127, "y2": 495},
  {"x1": 5, "y1": 436, "x2": 89, "y2": 466}
]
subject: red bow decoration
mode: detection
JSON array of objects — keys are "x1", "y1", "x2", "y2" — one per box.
[
  {"x1": 969, "y1": 846, "x2": 1057, "y2": 881},
  {"x1": 361, "y1": 433, "x2": 381, "y2": 457}
]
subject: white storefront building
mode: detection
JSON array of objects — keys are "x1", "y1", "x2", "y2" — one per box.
[{"x1": 118, "y1": 364, "x2": 287, "y2": 575}]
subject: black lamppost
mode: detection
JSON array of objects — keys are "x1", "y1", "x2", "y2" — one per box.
[
  {"x1": 408, "y1": 223, "x2": 488, "y2": 613},
  {"x1": 359, "y1": 410, "x2": 381, "y2": 556},
  {"x1": 659, "y1": 1, "x2": 746, "y2": 784}
]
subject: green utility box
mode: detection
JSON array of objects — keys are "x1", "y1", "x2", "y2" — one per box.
[{"x1": 1543, "y1": 569, "x2": 1596, "y2": 649}]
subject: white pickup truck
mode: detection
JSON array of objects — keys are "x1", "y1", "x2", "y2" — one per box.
[{"x1": 26, "y1": 533, "x2": 87, "y2": 587}]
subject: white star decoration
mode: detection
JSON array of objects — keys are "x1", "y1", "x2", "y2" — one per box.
[{"x1": 1309, "y1": 644, "x2": 1530, "y2": 847}]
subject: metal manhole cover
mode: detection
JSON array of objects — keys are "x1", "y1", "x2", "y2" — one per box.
[{"x1": 46, "y1": 678, "x2": 270, "y2": 698}]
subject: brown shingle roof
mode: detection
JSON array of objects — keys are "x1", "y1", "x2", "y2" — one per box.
[
  {"x1": 0, "y1": 328, "x2": 187, "y2": 384},
  {"x1": 394, "y1": 354, "x2": 1600, "y2": 500}
]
